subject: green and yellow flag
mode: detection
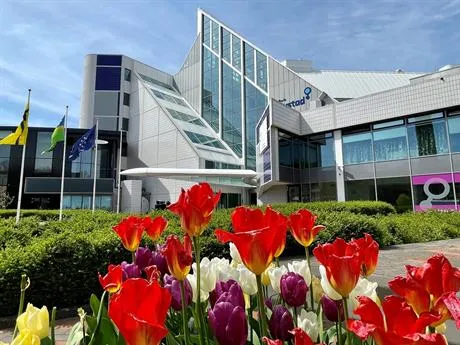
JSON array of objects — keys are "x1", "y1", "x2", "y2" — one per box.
[
  {"x1": 41, "y1": 116, "x2": 65, "y2": 154},
  {"x1": 0, "y1": 100, "x2": 30, "y2": 145}
]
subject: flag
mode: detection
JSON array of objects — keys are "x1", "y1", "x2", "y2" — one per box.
[
  {"x1": 0, "y1": 100, "x2": 29, "y2": 145},
  {"x1": 41, "y1": 116, "x2": 65, "y2": 154},
  {"x1": 68, "y1": 126, "x2": 96, "y2": 161}
]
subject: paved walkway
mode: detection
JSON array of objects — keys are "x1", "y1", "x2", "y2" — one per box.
[{"x1": 1, "y1": 239, "x2": 459, "y2": 344}]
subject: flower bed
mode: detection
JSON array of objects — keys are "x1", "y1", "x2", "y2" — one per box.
[{"x1": 2, "y1": 182, "x2": 459, "y2": 345}]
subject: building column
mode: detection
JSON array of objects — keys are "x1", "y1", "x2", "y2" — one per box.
[{"x1": 334, "y1": 130, "x2": 345, "y2": 201}]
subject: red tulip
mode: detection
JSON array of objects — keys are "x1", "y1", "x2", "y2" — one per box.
[
  {"x1": 215, "y1": 206, "x2": 288, "y2": 275},
  {"x1": 143, "y1": 216, "x2": 168, "y2": 242},
  {"x1": 109, "y1": 279, "x2": 171, "y2": 345},
  {"x1": 144, "y1": 265, "x2": 161, "y2": 282},
  {"x1": 351, "y1": 233, "x2": 379, "y2": 277},
  {"x1": 262, "y1": 338, "x2": 283, "y2": 345},
  {"x1": 313, "y1": 238, "x2": 361, "y2": 297},
  {"x1": 348, "y1": 296, "x2": 447, "y2": 345},
  {"x1": 289, "y1": 209, "x2": 325, "y2": 248},
  {"x1": 161, "y1": 235, "x2": 193, "y2": 281},
  {"x1": 98, "y1": 264, "x2": 122, "y2": 293},
  {"x1": 388, "y1": 276, "x2": 431, "y2": 315},
  {"x1": 168, "y1": 182, "x2": 221, "y2": 237},
  {"x1": 113, "y1": 216, "x2": 145, "y2": 252},
  {"x1": 289, "y1": 328, "x2": 317, "y2": 345}
]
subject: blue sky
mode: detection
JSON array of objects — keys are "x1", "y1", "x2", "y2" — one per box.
[{"x1": 0, "y1": 0, "x2": 459, "y2": 128}]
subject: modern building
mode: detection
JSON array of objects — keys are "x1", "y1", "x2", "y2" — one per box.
[
  {"x1": 0, "y1": 126, "x2": 120, "y2": 210},
  {"x1": 79, "y1": 9, "x2": 460, "y2": 212}
]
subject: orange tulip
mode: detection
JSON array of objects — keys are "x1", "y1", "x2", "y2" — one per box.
[
  {"x1": 289, "y1": 209, "x2": 325, "y2": 248},
  {"x1": 98, "y1": 264, "x2": 123, "y2": 293},
  {"x1": 143, "y1": 216, "x2": 168, "y2": 242},
  {"x1": 351, "y1": 233, "x2": 379, "y2": 277},
  {"x1": 161, "y1": 235, "x2": 193, "y2": 281},
  {"x1": 168, "y1": 182, "x2": 221, "y2": 237},
  {"x1": 113, "y1": 216, "x2": 145, "y2": 252}
]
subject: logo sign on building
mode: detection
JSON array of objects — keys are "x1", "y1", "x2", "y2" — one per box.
[{"x1": 284, "y1": 87, "x2": 312, "y2": 108}]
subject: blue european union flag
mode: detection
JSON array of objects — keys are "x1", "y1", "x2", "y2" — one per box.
[{"x1": 68, "y1": 126, "x2": 96, "y2": 161}]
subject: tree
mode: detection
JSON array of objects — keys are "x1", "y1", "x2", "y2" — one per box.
[{"x1": 0, "y1": 190, "x2": 13, "y2": 209}]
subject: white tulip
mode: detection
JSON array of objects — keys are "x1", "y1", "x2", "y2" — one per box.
[
  {"x1": 288, "y1": 260, "x2": 312, "y2": 286},
  {"x1": 229, "y1": 243, "x2": 242, "y2": 265},
  {"x1": 186, "y1": 273, "x2": 208, "y2": 303},
  {"x1": 267, "y1": 265, "x2": 288, "y2": 293},
  {"x1": 192, "y1": 257, "x2": 218, "y2": 295},
  {"x1": 319, "y1": 265, "x2": 342, "y2": 301},
  {"x1": 237, "y1": 265, "x2": 258, "y2": 295},
  {"x1": 297, "y1": 309, "x2": 319, "y2": 342},
  {"x1": 210, "y1": 257, "x2": 232, "y2": 281},
  {"x1": 348, "y1": 278, "x2": 378, "y2": 316}
]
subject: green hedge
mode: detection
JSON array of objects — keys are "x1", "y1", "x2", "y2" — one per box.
[{"x1": 0, "y1": 202, "x2": 459, "y2": 317}]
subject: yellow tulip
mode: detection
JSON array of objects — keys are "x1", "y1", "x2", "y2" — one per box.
[
  {"x1": 261, "y1": 263, "x2": 275, "y2": 286},
  {"x1": 16, "y1": 304, "x2": 49, "y2": 340},
  {"x1": 311, "y1": 275, "x2": 324, "y2": 303},
  {"x1": 11, "y1": 332, "x2": 41, "y2": 345}
]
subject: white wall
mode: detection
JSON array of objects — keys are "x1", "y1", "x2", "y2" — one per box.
[{"x1": 258, "y1": 184, "x2": 287, "y2": 205}]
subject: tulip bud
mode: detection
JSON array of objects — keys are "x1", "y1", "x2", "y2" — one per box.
[
  {"x1": 135, "y1": 246, "x2": 154, "y2": 272},
  {"x1": 210, "y1": 279, "x2": 245, "y2": 309},
  {"x1": 151, "y1": 245, "x2": 170, "y2": 277},
  {"x1": 163, "y1": 274, "x2": 192, "y2": 311},
  {"x1": 208, "y1": 301, "x2": 248, "y2": 345},
  {"x1": 269, "y1": 305, "x2": 294, "y2": 341},
  {"x1": 120, "y1": 261, "x2": 141, "y2": 280},
  {"x1": 320, "y1": 295, "x2": 344, "y2": 322},
  {"x1": 280, "y1": 272, "x2": 308, "y2": 307}
]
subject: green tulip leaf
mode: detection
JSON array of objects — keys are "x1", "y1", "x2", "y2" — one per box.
[
  {"x1": 65, "y1": 322, "x2": 85, "y2": 345},
  {"x1": 40, "y1": 337, "x2": 52, "y2": 345}
]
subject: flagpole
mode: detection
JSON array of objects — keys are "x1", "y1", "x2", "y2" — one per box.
[
  {"x1": 59, "y1": 106, "x2": 69, "y2": 221},
  {"x1": 92, "y1": 119, "x2": 99, "y2": 214},
  {"x1": 16, "y1": 89, "x2": 31, "y2": 225}
]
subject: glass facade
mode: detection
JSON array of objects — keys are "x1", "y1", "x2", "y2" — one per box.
[
  {"x1": 256, "y1": 51, "x2": 267, "y2": 91},
  {"x1": 376, "y1": 177, "x2": 412, "y2": 213},
  {"x1": 308, "y1": 133, "x2": 335, "y2": 168},
  {"x1": 245, "y1": 80, "x2": 267, "y2": 170},
  {"x1": 202, "y1": 15, "x2": 211, "y2": 47},
  {"x1": 222, "y1": 63, "x2": 242, "y2": 157},
  {"x1": 244, "y1": 43, "x2": 254, "y2": 81},
  {"x1": 232, "y1": 35, "x2": 241, "y2": 70},
  {"x1": 202, "y1": 47, "x2": 219, "y2": 132},
  {"x1": 448, "y1": 115, "x2": 460, "y2": 152},
  {"x1": 0, "y1": 131, "x2": 10, "y2": 193},
  {"x1": 63, "y1": 195, "x2": 112, "y2": 210},
  {"x1": 211, "y1": 20, "x2": 219, "y2": 53},
  {"x1": 408, "y1": 118, "x2": 448, "y2": 157},
  {"x1": 343, "y1": 131, "x2": 373, "y2": 164},
  {"x1": 34, "y1": 132, "x2": 53, "y2": 173},
  {"x1": 373, "y1": 125, "x2": 407, "y2": 161},
  {"x1": 346, "y1": 179, "x2": 376, "y2": 201},
  {"x1": 222, "y1": 28, "x2": 231, "y2": 63},
  {"x1": 412, "y1": 173, "x2": 455, "y2": 211}
]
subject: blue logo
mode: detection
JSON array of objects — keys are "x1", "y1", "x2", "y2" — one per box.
[{"x1": 284, "y1": 87, "x2": 312, "y2": 108}]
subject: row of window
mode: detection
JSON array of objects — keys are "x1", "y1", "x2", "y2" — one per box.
[
  {"x1": 63, "y1": 194, "x2": 112, "y2": 210},
  {"x1": 151, "y1": 89, "x2": 188, "y2": 107},
  {"x1": 184, "y1": 130, "x2": 225, "y2": 150},
  {"x1": 166, "y1": 108, "x2": 205, "y2": 127}
]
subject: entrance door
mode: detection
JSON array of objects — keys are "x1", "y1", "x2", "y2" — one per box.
[{"x1": 288, "y1": 185, "x2": 301, "y2": 202}]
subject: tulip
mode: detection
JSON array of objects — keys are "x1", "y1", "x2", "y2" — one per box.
[
  {"x1": 311, "y1": 276, "x2": 324, "y2": 303},
  {"x1": 163, "y1": 274, "x2": 192, "y2": 311},
  {"x1": 289, "y1": 328, "x2": 317, "y2": 345},
  {"x1": 318, "y1": 265, "x2": 341, "y2": 300},
  {"x1": 229, "y1": 242, "x2": 242, "y2": 266},
  {"x1": 162, "y1": 234, "x2": 193, "y2": 281},
  {"x1": 144, "y1": 265, "x2": 161, "y2": 282},
  {"x1": 280, "y1": 272, "x2": 308, "y2": 307},
  {"x1": 109, "y1": 279, "x2": 171, "y2": 345},
  {"x1": 10, "y1": 332, "x2": 43, "y2": 345},
  {"x1": 267, "y1": 265, "x2": 288, "y2": 294},
  {"x1": 348, "y1": 296, "x2": 448, "y2": 345},
  {"x1": 262, "y1": 263, "x2": 274, "y2": 286},
  {"x1": 349, "y1": 278, "x2": 378, "y2": 314},
  {"x1": 112, "y1": 216, "x2": 145, "y2": 252},
  {"x1": 16, "y1": 304, "x2": 49, "y2": 340},
  {"x1": 262, "y1": 338, "x2": 283, "y2": 345},
  {"x1": 210, "y1": 279, "x2": 244, "y2": 309},
  {"x1": 313, "y1": 238, "x2": 361, "y2": 298},
  {"x1": 210, "y1": 257, "x2": 238, "y2": 282},
  {"x1": 168, "y1": 182, "x2": 221, "y2": 237},
  {"x1": 269, "y1": 305, "x2": 294, "y2": 341},
  {"x1": 288, "y1": 260, "x2": 312, "y2": 286},
  {"x1": 135, "y1": 246, "x2": 154, "y2": 272},
  {"x1": 121, "y1": 261, "x2": 141, "y2": 280},
  {"x1": 143, "y1": 215, "x2": 168, "y2": 242},
  {"x1": 192, "y1": 257, "x2": 218, "y2": 296},
  {"x1": 151, "y1": 245, "x2": 169, "y2": 277},
  {"x1": 237, "y1": 265, "x2": 258, "y2": 295},
  {"x1": 98, "y1": 264, "x2": 123, "y2": 293},
  {"x1": 320, "y1": 295, "x2": 344, "y2": 322},
  {"x1": 296, "y1": 310, "x2": 319, "y2": 343},
  {"x1": 215, "y1": 206, "x2": 288, "y2": 275},
  {"x1": 351, "y1": 233, "x2": 379, "y2": 277},
  {"x1": 208, "y1": 301, "x2": 248, "y2": 345},
  {"x1": 288, "y1": 209, "x2": 325, "y2": 248}
]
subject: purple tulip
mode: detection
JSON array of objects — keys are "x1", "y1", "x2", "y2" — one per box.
[
  {"x1": 210, "y1": 280, "x2": 244, "y2": 309},
  {"x1": 265, "y1": 297, "x2": 273, "y2": 310},
  {"x1": 320, "y1": 295, "x2": 345, "y2": 322},
  {"x1": 151, "y1": 245, "x2": 169, "y2": 276},
  {"x1": 280, "y1": 272, "x2": 308, "y2": 307},
  {"x1": 269, "y1": 305, "x2": 294, "y2": 341},
  {"x1": 135, "y1": 246, "x2": 154, "y2": 271},
  {"x1": 120, "y1": 261, "x2": 141, "y2": 280},
  {"x1": 208, "y1": 301, "x2": 248, "y2": 345},
  {"x1": 163, "y1": 274, "x2": 192, "y2": 311}
]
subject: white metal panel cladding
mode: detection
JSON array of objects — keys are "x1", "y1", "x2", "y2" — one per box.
[{"x1": 270, "y1": 98, "x2": 302, "y2": 136}]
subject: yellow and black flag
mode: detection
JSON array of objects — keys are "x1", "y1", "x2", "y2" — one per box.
[{"x1": 0, "y1": 100, "x2": 29, "y2": 145}]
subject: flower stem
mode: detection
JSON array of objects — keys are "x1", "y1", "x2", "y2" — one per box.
[
  {"x1": 336, "y1": 321, "x2": 342, "y2": 345},
  {"x1": 342, "y1": 297, "x2": 351, "y2": 345},
  {"x1": 293, "y1": 307, "x2": 298, "y2": 327},
  {"x1": 249, "y1": 298, "x2": 253, "y2": 344},
  {"x1": 180, "y1": 281, "x2": 190, "y2": 345},
  {"x1": 131, "y1": 251, "x2": 136, "y2": 264},
  {"x1": 51, "y1": 307, "x2": 56, "y2": 345},
  {"x1": 318, "y1": 304, "x2": 323, "y2": 344},
  {"x1": 275, "y1": 257, "x2": 280, "y2": 267},
  {"x1": 192, "y1": 237, "x2": 205, "y2": 345},
  {"x1": 256, "y1": 274, "x2": 268, "y2": 338},
  {"x1": 306, "y1": 247, "x2": 314, "y2": 311},
  {"x1": 12, "y1": 274, "x2": 28, "y2": 340}
]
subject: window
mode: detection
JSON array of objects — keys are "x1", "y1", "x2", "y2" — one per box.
[
  {"x1": 123, "y1": 93, "x2": 130, "y2": 106},
  {"x1": 407, "y1": 119, "x2": 448, "y2": 157},
  {"x1": 244, "y1": 43, "x2": 254, "y2": 81},
  {"x1": 222, "y1": 63, "x2": 242, "y2": 157},
  {"x1": 63, "y1": 195, "x2": 111, "y2": 210},
  {"x1": 184, "y1": 131, "x2": 225, "y2": 149},
  {"x1": 222, "y1": 28, "x2": 231, "y2": 63},
  {"x1": 121, "y1": 117, "x2": 129, "y2": 131},
  {"x1": 151, "y1": 89, "x2": 187, "y2": 107},
  {"x1": 343, "y1": 131, "x2": 373, "y2": 164},
  {"x1": 211, "y1": 20, "x2": 219, "y2": 53},
  {"x1": 376, "y1": 177, "x2": 412, "y2": 213},
  {"x1": 96, "y1": 55, "x2": 122, "y2": 66},
  {"x1": 139, "y1": 74, "x2": 175, "y2": 90},
  {"x1": 202, "y1": 47, "x2": 219, "y2": 132},
  {"x1": 0, "y1": 131, "x2": 10, "y2": 192},
  {"x1": 232, "y1": 35, "x2": 241, "y2": 70},
  {"x1": 345, "y1": 179, "x2": 376, "y2": 201},
  {"x1": 308, "y1": 133, "x2": 335, "y2": 168},
  {"x1": 310, "y1": 182, "x2": 337, "y2": 202},
  {"x1": 166, "y1": 108, "x2": 205, "y2": 126},
  {"x1": 412, "y1": 174, "x2": 456, "y2": 211},
  {"x1": 448, "y1": 116, "x2": 460, "y2": 152},
  {"x1": 373, "y1": 126, "x2": 407, "y2": 161},
  {"x1": 35, "y1": 132, "x2": 53, "y2": 173},
  {"x1": 202, "y1": 15, "x2": 211, "y2": 47},
  {"x1": 256, "y1": 51, "x2": 267, "y2": 91},
  {"x1": 71, "y1": 149, "x2": 93, "y2": 178},
  {"x1": 95, "y1": 67, "x2": 121, "y2": 91},
  {"x1": 124, "y1": 68, "x2": 131, "y2": 82}
]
